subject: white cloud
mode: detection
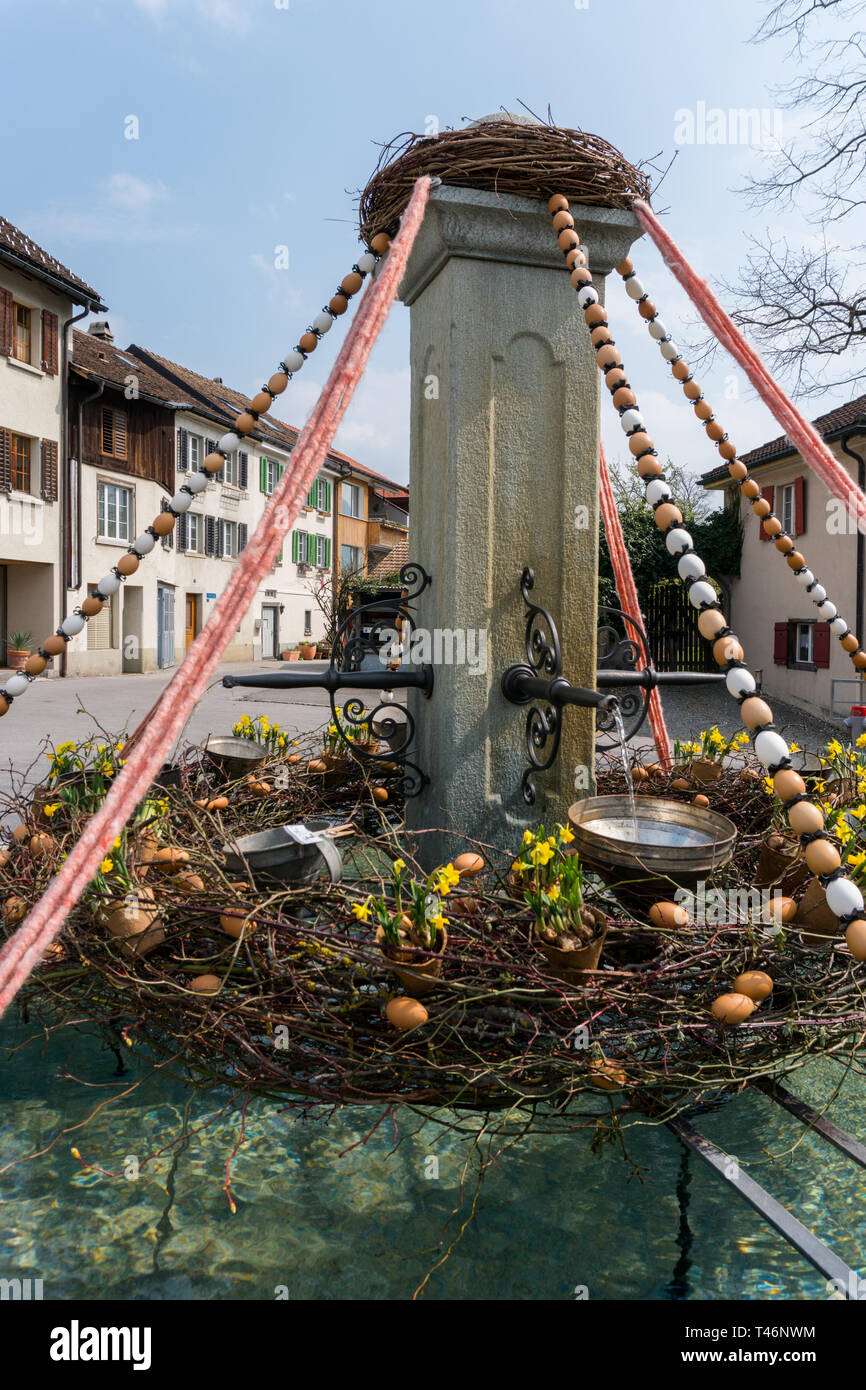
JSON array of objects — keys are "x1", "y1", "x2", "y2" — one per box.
[
  {"x1": 106, "y1": 173, "x2": 168, "y2": 210},
  {"x1": 132, "y1": 0, "x2": 252, "y2": 33},
  {"x1": 25, "y1": 173, "x2": 181, "y2": 246}
]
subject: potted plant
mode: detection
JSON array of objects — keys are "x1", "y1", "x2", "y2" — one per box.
[
  {"x1": 674, "y1": 726, "x2": 749, "y2": 784},
  {"x1": 357, "y1": 858, "x2": 454, "y2": 997},
  {"x1": 508, "y1": 822, "x2": 575, "y2": 898},
  {"x1": 526, "y1": 851, "x2": 608, "y2": 980},
  {"x1": 282, "y1": 646, "x2": 300, "y2": 662},
  {"x1": 298, "y1": 640, "x2": 318, "y2": 660},
  {"x1": 5, "y1": 630, "x2": 32, "y2": 671}
]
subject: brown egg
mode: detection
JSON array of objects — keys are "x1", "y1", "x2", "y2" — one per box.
[
  {"x1": 221, "y1": 910, "x2": 255, "y2": 940},
  {"x1": 552, "y1": 210, "x2": 574, "y2": 232},
  {"x1": 307, "y1": 759, "x2": 327, "y2": 774},
  {"x1": 733, "y1": 970, "x2": 773, "y2": 1001},
  {"x1": 328, "y1": 294, "x2": 349, "y2": 316},
  {"x1": 764, "y1": 517, "x2": 783, "y2": 537},
  {"x1": 615, "y1": 257, "x2": 633, "y2": 276},
  {"x1": 728, "y1": 461, "x2": 748, "y2": 481},
  {"x1": 588, "y1": 1059, "x2": 628, "y2": 1091},
  {"x1": 740, "y1": 697, "x2": 773, "y2": 730},
  {"x1": 718, "y1": 441, "x2": 737, "y2": 461},
  {"x1": 632, "y1": 766, "x2": 650, "y2": 782},
  {"x1": 804, "y1": 839, "x2": 841, "y2": 875},
  {"x1": 693, "y1": 794, "x2": 710, "y2": 808},
  {"x1": 251, "y1": 781, "x2": 272, "y2": 797},
  {"x1": 203, "y1": 451, "x2": 225, "y2": 473},
  {"x1": 694, "y1": 399, "x2": 713, "y2": 421},
  {"x1": 842, "y1": 633, "x2": 860, "y2": 653},
  {"x1": 649, "y1": 900, "x2": 689, "y2": 929},
  {"x1": 698, "y1": 609, "x2": 727, "y2": 640},
  {"x1": 671, "y1": 360, "x2": 690, "y2": 380},
  {"x1": 29, "y1": 832, "x2": 56, "y2": 858},
  {"x1": 341, "y1": 272, "x2": 363, "y2": 296},
  {"x1": 287, "y1": 754, "x2": 300, "y2": 764},
  {"x1": 558, "y1": 229, "x2": 579, "y2": 253},
  {"x1": 711, "y1": 992, "x2": 756, "y2": 1024},
  {"x1": 43, "y1": 635, "x2": 66, "y2": 657},
  {"x1": 235, "y1": 411, "x2": 256, "y2": 434},
  {"x1": 628, "y1": 431, "x2": 654, "y2": 456},
  {"x1": 193, "y1": 798, "x2": 208, "y2": 809},
  {"x1": 80, "y1": 597, "x2": 103, "y2": 619},
  {"x1": 787, "y1": 801, "x2": 823, "y2": 835},
  {"x1": 454, "y1": 852, "x2": 484, "y2": 878},
  {"x1": 786, "y1": 551, "x2": 805, "y2": 570},
  {"x1": 548, "y1": 193, "x2": 569, "y2": 214},
  {"x1": 190, "y1": 974, "x2": 221, "y2": 994},
  {"x1": 765, "y1": 895, "x2": 797, "y2": 923},
  {"x1": 596, "y1": 345, "x2": 621, "y2": 370},
  {"x1": 773, "y1": 769, "x2": 806, "y2": 801},
  {"x1": 854, "y1": 653, "x2": 866, "y2": 671},
  {"x1": 267, "y1": 372, "x2": 288, "y2": 396},
  {"x1": 206, "y1": 796, "x2": 229, "y2": 812},
  {"x1": 12, "y1": 823, "x2": 30, "y2": 843},
  {"x1": 654, "y1": 503, "x2": 683, "y2": 531},
  {"x1": 25, "y1": 653, "x2": 47, "y2": 675},
  {"x1": 846, "y1": 919, "x2": 866, "y2": 961},
  {"x1": 370, "y1": 232, "x2": 391, "y2": 256},
  {"x1": 0, "y1": 697, "x2": 9, "y2": 716},
  {"x1": 672, "y1": 777, "x2": 691, "y2": 792},
  {"x1": 250, "y1": 391, "x2": 272, "y2": 415},
  {"x1": 174, "y1": 873, "x2": 205, "y2": 895},
  {"x1": 739, "y1": 768, "x2": 760, "y2": 783},
  {"x1": 637, "y1": 456, "x2": 663, "y2": 478},
  {"x1": 372, "y1": 787, "x2": 389, "y2": 804},
  {"x1": 713, "y1": 636, "x2": 743, "y2": 665},
  {"x1": 4, "y1": 896, "x2": 27, "y2": 924},
  {"x1": 683, "y1": 380, "x2": 702, "y2": 400},
  {"x1": 385, "y1": 996, "x2": 428, "y2": 1031},
  {"x1": 151, "y1": 512, "x2": 175, "y2": 537},
  {"x1": 775, "y1": 536, "x2": 794, "y2": 554},
  {"x1": 0, "y1": 847, "x2": 11, "y2": 869},
  {"x1": 298, "y1": 332, "x2": 318, "y2": 355},
  {"x1": 116, "y1": 553, "x2": 139, "y2": 576},
  {"x1": 154, "y1": 847, "x2": 190, "y2": 870}
]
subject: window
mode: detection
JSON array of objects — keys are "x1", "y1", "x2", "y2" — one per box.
[
  {"x1": 341, "y1": 543, "x2": 363, "y2": 575},
  {"x1": 780, "y1": 483, "x2": 795, "y2": 536},
  {"x1": 795, "y1": 622, "x2": 812, "y2": 665},
  {"x1": 304, "y1": 609, "x2": 312, "y2": 636},
  {"x1": 189, "y1": 434, "x2": 202, "y2": 470},
  {"x1": 86, "y1": 585, "x2": 114, "y2": 650},
  {"x1": 774, "y1": 618, "x2": 830, "y2": 669},
  {"x1": 13, "y1": 304, "x2": 31, "y2": 364},
  {"x1": 261, "y1": 456, "x2": 281, "y2": 495},
  {"x1": 219, "y1": 518, "x2": 237, "y2": 559},
  {"x1": 98, "y1": 481, "x2": 133, "y2": 542},
  {"x1": 101, "y1": 407, "x2": 128, "y2": 461},
  {"x1": 186, "y1": 513, "x2": 203, "y2": 553},
  {"x1": 294, "y1": 530, "x2": 310, "y2": 565},
  {"x1": 223, "y1": 451, "x2": 238, "y2": 487},
  {"x1": 316, "y1": 534, "x2": 330, "y2": 568},
  {"x1": 11, "y1": 434, "x2": 31, "y2": 492},
  {"x1": 340, "y1": 482, "x2": 362, "y2": 518}
]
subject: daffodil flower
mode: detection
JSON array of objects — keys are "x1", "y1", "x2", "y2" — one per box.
[{"x1": 351, "y1": 901, "x2": 371, "y2": 922}]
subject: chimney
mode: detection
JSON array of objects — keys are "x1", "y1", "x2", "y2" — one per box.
[
  {"x1": 212, "y1": 376, "x2": 223, "y2": 383},
  {"x1": 88, "y1": 320, "x2": 114, "y2": 344}
]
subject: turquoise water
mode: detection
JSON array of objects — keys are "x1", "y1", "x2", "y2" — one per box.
[{"x1": 1, "y1": 1015, "x2": 864, "y2": 1300}]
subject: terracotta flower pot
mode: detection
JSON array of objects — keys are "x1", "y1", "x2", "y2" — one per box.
[
  {"x1": 375, "y1": 921, "x2": 447, "y2": 998},
  {"x1": 795, "y1": 876, "x2": 839, "y2": 944},
  {"x1": 285, "y1": 651, "x2": 300, "y2": 662},
  {"x1": 6, "y1": 648, "x2": 29, "y2": 672},
  {"x1": 753, "y1": 833, "x2": 803, "y2": 890},
  {"x1": 689, "y1": 758, "x2": 723, "y2": 785},
  {"x1": 537, "y1": 907, "x2": 608, "y2": 982},
  {"x1": 298, "y1": 643, "x2": 317, "y2": 661}
]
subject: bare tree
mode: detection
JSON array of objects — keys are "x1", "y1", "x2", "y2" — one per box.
[{"x1": 709, "y1": 0, "x2": 866, "y2": 395}]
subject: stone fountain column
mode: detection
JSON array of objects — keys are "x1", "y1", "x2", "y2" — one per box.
[{"x1": 399, "y1": 181, "x2": 640, "y2": 867}]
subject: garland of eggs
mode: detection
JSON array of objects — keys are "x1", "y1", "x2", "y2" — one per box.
[
  {"x1": 546, "y1": 192, "x2": 866, "y2": 1008},
  {"x1": 615, "y1": 256, "x2": 866, "y2": 680},
  {"x1": 0, "y1": 233, "x2": 392, "y2": 719}
]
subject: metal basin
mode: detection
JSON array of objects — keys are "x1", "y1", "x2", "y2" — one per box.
[
  {"x1": 222, "y1": 819, "x2": 342, "y2": 885},
  {"x1": 201, "y1": 736, "x2": 267, "y2": 781},
  {"x1": 568, "y1": 794, "x2": 737, "y2": 902}
]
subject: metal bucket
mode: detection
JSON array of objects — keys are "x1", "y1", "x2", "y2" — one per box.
[
  {"x1": 222, "y1": 819, "x2": 343, "y2": 886},
  {"x1": 568, "y1": 794, "x2": 737, "y2": 902},
  {"x1": 201, "y1": 736, "x2": 268, "y2": 782}
]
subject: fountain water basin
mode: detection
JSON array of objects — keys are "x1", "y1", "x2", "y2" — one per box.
[{"x1": 568, "y1": 795, "x2": 737, "y2": 902}]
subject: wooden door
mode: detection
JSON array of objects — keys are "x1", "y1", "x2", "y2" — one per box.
[{"x1": 185, "y1": 594, "x2": 198, "y2": 653}]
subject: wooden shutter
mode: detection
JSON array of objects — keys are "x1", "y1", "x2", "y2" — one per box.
[
  {"x1": 41, "y1": 311, "x2": 58, "y2": 374},
  {"x1": 291, "y1": 530, "x2": 299, "y2": 562},
  {"x1": 0, "y1": 427, "x2": 12, "y2": 491},
  {"x1": 160, "y1": 497, "x2": 173, "y2": 549},
  {"x1": 759, "y1": 486, "x2": 775, "y2": 540},
  {"x1": 41, "y1": 439, "x2": 58, "y2": 501},
  {"x1": 324, "y1": 537, "x2": 331, "y2": 568},
  {"x1": 176, "y1": 513, "x2": 188, "y2": 550},
  {"x1": 177, "y1": 427, "x2": 189, "y2": 472},
  {"x1": 205, "y1": 515, "x2": 216, "y2": 556},
  {"x1": 215, "y1": 519, "x2": 224, "y2": 558},
  {"x1": 325, "y1": 480, "x2": 332, "y2": 512},
  {"x1": 814, "y1": 621, "x2": 831, "y2": 668},
  {"x1": 206, "y1": 437, "x2": 218, "y2": 456},
  {"x1": 238, "y1": 451, "x2": 248, "y2": 490},
  {"x1": 773, "y1": 621, "x2": 788, "y2": 664},
  {"x1": 238, "y1": 522, "x2": 248, "y2": 552},
  {"x1": 0, "y1": 288, "x2": 12, "y2": 357},
  {"x1": 794, "y1": 476, "x2": 806, "y2": 536},
  {"x1": 260, "y1": 457, "x2": 268, "y2": 493}
]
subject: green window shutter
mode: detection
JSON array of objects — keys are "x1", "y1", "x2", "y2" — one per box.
[
  {"x1": 325, "y1": 480, "x2": 332, "y2": 512},
  {"x1": 276, "y1": 544, "x2": 283, "y2": 566},
  {"x1": 291, "y1": 530, "x2": 298, "y2": 562},
  {"x1": 259, "y1": 457, "x2": 267, "y2": 493},
  {"x1": 324, "y1": 537, "x2": 331, "y2": 568},
  {"x1": 307, "y1": 482, "x2": 316, "y2": 507}
]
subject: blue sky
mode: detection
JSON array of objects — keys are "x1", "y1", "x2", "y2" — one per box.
[{"x1": 0, "y1": 0, "x2": 852, "y2": 483}]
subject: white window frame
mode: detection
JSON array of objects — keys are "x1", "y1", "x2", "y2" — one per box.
[
  {"x1": 97, "y1": 480, "x2": 134, "y2": 543},
  {"x1": 780, "y1": 483, "x2": 795, "y2": 535},
  {"x1": 796, "y1": 621, "x2": 813, "y2": 665},
  {"x1": 188, "y1": 434, "x2": 202, "y2": 471},
  {"x1": 186, "y1": 512, "x2": 203, "y2": 554},
  {"x1": 223, "y1": 451, "x2": 238, "y2": 487},
  {"x1": 341, "y1": 542, "x2": 363, "y2": 575},
  {"x1": 316, "y1": 534, "x2": 329, "y2": 568},
  {"x1": 340, "y1": 482, "x2": 362, "y2": 518},
  {"x1": 265, "y1": 457, "x2": 281, "y2": 495},
  {"x1": 316, "y1": 478, "x2": 329, "y2": 512},
  {"x1": 220, "y1": 518, "x2": 237, "y2": 560}
]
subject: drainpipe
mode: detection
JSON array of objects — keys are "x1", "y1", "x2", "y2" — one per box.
[
  {"x1": 58, "y1": 306, "x2": 91, "y2": 676},
  {"x1": 841, "y1": 432, "x2": 866, "y2": 655},
  {"x1": 67, "y1": 377, "x2": 104, "y2": 674}
]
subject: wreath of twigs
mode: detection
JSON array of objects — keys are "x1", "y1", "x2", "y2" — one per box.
[
  {"x1": 358, "y1": 118, "x2": 652, "y2": 245},
  {"x1": 5, "y1": 733, "x2": 866, "y2": 1151}
]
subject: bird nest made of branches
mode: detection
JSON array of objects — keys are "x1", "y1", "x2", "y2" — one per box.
[
  {"x1": 5, "y1": 736, "x2": 866, "y2": 1141},
  {"x1": 358, "y1": 118, "x2": 651, "y2": 245}
]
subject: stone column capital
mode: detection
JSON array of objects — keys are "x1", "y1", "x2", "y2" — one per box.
[{"x1": 399, "y1": 184, "x2": 642, "y2": 305}]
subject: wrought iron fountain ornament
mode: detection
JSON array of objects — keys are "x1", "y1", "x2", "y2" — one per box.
[
  {"x1": 222, "y1": 562, "x2": 433, "y2": 796},
  {"x1": 500, "y1": 568, "x2": 725, "y2": 805}
]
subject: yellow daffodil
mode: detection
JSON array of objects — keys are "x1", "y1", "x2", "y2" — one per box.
[
  {"x1": 530, "y1": 842, "x2": 555, "y2": 867},
  {"x1": 393, "y1": 858, "x2": 406, "y2": 875},
  {"x1": 511, "y1": 859, "x2": 529, "y2": 874},
  {"x1": 548, "y1": 882, "x2": 561, "y2": 902},
  {"x1": 848, "y1": 851, "x2": 866, "y2": 870},
  {"x1": 42, "y1": 803, "x2": 60, "y2": 818},
  {"x1": 100, "y1": 858, "x2": 114, "y2": 874},
  {"x1": 559, "y1": 825, "x2": 575, "y2": 844},
  {"x1": 522, "y1": 829, "x2": 534, "y2": 845},
  {"x1": 351, "y1": 901, "x2": 371, "y2": 922}
]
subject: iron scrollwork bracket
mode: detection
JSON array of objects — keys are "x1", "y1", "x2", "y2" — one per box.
[{"x1": 513, "y1": 567, "x2": 564, "y2": 806}]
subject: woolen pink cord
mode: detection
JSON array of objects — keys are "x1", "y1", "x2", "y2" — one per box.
[
  {"x1": 633, "y1": 200, "x2": 866, "y2": 534},
  {"x1": 0, "y1": 176, "x2": 432, "y2": 1018},
  {"x1": 599, "y1": 443, "x2": 672, "y2": 768}
]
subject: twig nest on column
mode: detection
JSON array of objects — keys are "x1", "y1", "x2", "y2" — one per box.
[
  {"x1": 385, "y1": 996, "x2": 428, "y2": 1032},
  {"x1": 711, "y1": 992, "x2": 756, "y2": 1024},
  {"x1": 732, "y1": 971, "x2": 773, "y2": 1001},
  {"x1": 845, "y1": 919, "x2": 866, "y2": 960}
]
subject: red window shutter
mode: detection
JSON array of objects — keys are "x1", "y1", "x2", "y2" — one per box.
[
  {"x1": 41, "y1": 439, "x2": 58, "y2": 502},
  {"x1": 813, "y1": 621, "x2": 831, "y2": 668},
  {"x1": 0, "y1": 289, "x2": 12, "y2": 357},
  {"x1": 794, "y1": 476, "x2": 806, "y2": 536},
  {"x1": 0, "y1": 427, "x2": 11, "y2": 491},
  {"x1": 41, "y1": 310, "x2": 58, "y2": 375},
  {"x1": 759, "y1": 486, "x2": 775, "y2": 540},
  {"x1": 773, "y1": 621, "x2": 788, "y2": 664}
]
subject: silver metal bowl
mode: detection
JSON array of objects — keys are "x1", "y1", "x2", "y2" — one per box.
[
  {"x1": 568, "y1": 794, "x2": 737, "y2": 900},
  {"x1": 222, "y1": 820, "x2": 343, "y2": 885},
  {"x1": 201, "y1": 736, "x2": 268, "y2": 782}
]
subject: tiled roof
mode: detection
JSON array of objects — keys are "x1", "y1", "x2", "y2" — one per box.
[
  {"x1": 71, "y1": 330, "x2": 190, "y2": 406},
  {"x1": 127, "y1": 344, "x2": 292, "y2": 449},
  {"x1": 368, "y1": 537, "x2": 410, "y2": 580},
  {"x1": 0, "y1": 214, "x2": 105, "y2": 307},
  {"x1": 701, "y1": 391, "x2": 866, "y2": 486}
]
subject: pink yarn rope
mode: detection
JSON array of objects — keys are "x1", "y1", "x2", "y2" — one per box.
[
  {"x1": 0, "y1": 176, "x2": 432, "y2": 1019},
  {"x1": 599, "y1": 443, "x2": 673, "y2": 767},
  {"x1": 632, "y1": 200, "x2": 866, "y2": 534}
]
